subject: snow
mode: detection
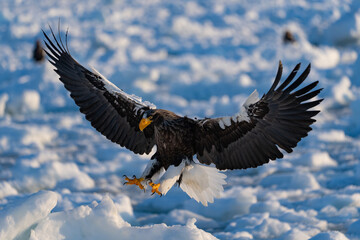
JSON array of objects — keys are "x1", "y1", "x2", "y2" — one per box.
[
  {"x1": 252, "y1": 218, "x2": 291, "y2": 239},
  {"x1": 321, "y1": 5, "x2": 360, "y2": 46},
  {"x1": 0, "y1": 94, "x2": 9, "y2": 117},
  {"x1": 0, "y1": 0, "x2": 360, "y2": 239},
  {"x1": 310, "y1": 231, "x2": 350, "y2": 240},
  {"x1": 348, "y1": 219, "x2": 360, "y2": 237},
  {"x1": 0, "y1": 191, "x2": 58, "y2": 240},
  {"x1": 298, "y1": 152, "x2": 338, "y2": 168},
  {"x1": 28, "y1": 194, "x2": 215, "y2": 240},
  {"x1": 6, "y1": 90, "x2": 41, "y2": 115},
  {"x1": 318, "y1": 130, "x2": 349, "y2": 142},
  {"x1": 260, "y1": 171, "x2": 321, "y2": 190},
  {"x1": 332, "y1": 76, "x2": 355, "y2": 105}
]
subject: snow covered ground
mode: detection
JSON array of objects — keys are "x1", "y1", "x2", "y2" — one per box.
[{"x1": 0, "y1": 0, "x2": 360, "y2": 239}]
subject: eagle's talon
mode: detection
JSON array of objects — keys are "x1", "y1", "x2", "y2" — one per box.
[
  {"x1": 149, "y1": 182, "x2": 162, "y2": 196},
  {"x1": 123, "y1": 175, "x2": 145, "y2": 191}
]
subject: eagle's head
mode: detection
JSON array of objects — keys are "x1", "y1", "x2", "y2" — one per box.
[{"x1": 139, "y1": 109, "x2": 162, "y2": 131}]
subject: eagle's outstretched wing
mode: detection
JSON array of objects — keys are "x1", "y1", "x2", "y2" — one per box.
[
  {"x1": 195, "y1": 62, "x2": 322, "y2": 170},
  {"x1": 43, "y1": 27, "x2": 155, "y2": 154}
]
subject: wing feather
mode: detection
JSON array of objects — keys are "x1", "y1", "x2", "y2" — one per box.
[
  {"x1": 43, "y1": 26, "x2": 155, "y2": 154},
  {"x1": 277, "y1": 63, "x2": 300, "y2": 91},
  {"x1": 195, "y1": 63, "x2": 322, "y2": 170},
  {"x1": 267, "y1": 61, "x2": 283, "y2": 94}
]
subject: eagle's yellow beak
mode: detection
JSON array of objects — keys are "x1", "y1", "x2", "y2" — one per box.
[{"x1": 139, "y1": 118, "x2": 152, "y2": 131}]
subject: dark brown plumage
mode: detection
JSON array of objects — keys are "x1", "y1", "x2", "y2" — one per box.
[
  {"x1": 283, "y1": 30, "x2": 296, "y2": 44},
  {"x1": 43, "y1": 26, "x2": 322, "y2": 202},
  {"x1": 196, "y1": 63, "x2": 321, "y2": 170},
  {"x1": 33, "y1": 40, "x2": 45, "y2": 62}
]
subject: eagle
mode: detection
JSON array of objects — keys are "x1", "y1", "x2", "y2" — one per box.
[{"x1": 43, "y1": 26, "x2": 322, "y2": 206}]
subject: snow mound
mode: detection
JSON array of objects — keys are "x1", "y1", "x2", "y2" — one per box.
[
  {"x1": 318, "y1": 130, "x2": 350, "y2": 142},
  {"x1": 347, "y1": 219, "x2": 360, "y2": 237},
  {"x1": 310, "y1": 231, "x2": 349, "y2": 240},
  {"x1": 252, "y1": 218, "x2": 291, "y2": 239},
  {"x1": 332, "y1": 77, "x2": 355, "y2": 105},
  {"x1": 300, "y1": 152, "x2": 338, "y2": 168},
  {"x1": 21, "y1": 126, "x2": 57, "y2": 150},
  {"x1": 30, "y1": 195, "x2": 217, "y2": 240},
  {"x1": 0, "y1": 181, "x2": 18, "y2": 199},
  {"x1": 184, "y1": 187, "x2": 257, "y2": 221},
  {"x1": 322, "y1": 7, "x2": 360, "y2": 46},
  {"x1": 280, "y1": 228, "x2": 311, "y2": 240},
  {"x1": 6, "y1": 90, "x2": 41, "y2": 115},
  {"x1": 0, "y1": 94, "x2": 8, "y2": 117},
  {"x1": 312, "y1": 47, "x2": 340, "y2": 69},
  {"x1": 12, "y1": 161, "x2": 95, "y2": 193},
  {"x1": 164, "y1": 209, "x2": 219, "y2": 229},
  {"x1": 260, "y1": 171, "x2": 320, "y2": 190},
  {"x1": 250, "y1": 200, "x2": 287, "y2": 215},
  {"x1": 0, "y1": 191, "x2": 58, "y2": 240}
]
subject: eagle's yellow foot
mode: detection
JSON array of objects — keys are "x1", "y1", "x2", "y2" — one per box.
[
  {"x1": 149, "y1": 182, "x2": 162, "y2": 196},
  {"x1": 123, "y1": 175, "x2": 145, "y2": 191}
]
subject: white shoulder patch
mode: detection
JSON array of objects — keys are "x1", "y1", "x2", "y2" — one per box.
[
  {"x1": 234, "y1": 89, "x2": 259, "y2": 122},
  {"x1": 218, "y1": 116, "x2": 232, "y2": 130},
  {"x1": 217, "y1": 89, "x2": 259, "y2": 128},
  {"x1": 90, "y1": 66, "x2": 156, "y2": 110},
  {"x1": 243, "y1": 90, "x2": 259, "y2": 108}
]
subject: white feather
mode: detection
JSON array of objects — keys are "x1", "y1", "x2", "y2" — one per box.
[
  {"x1": 158, "y1": 161, "x2": 186, "y2": 195},
  {"x1": 235, "y1": 89, "x2": 259, "y2": 122},
  {"x1": 216, "y1": 89, "x2": 259, "y2": 128},
  {"x1": 218, "y1": 117, "x2": 232, "y2": 129},
  {"x1": 180, "y1": 163, "x2": 226, "y2": 206},
  {"x1": 146, "y1": 160, "x2": 227, "y2": 206},
  {"x1": 140, "y1": 159, "x2": 165, "y2": 188},
  {"x1": 141, "y1": 160, "x2": 158, "y2": 179},
  {"x1": 243, "y1": 89, "x2": 259, "y2": 108},
  {"x1": 218, "y1": 120, "x2": 225, "y2": 129},
  {"x1": 90, "y1": 66, "x2": 156, "y2": 109}
]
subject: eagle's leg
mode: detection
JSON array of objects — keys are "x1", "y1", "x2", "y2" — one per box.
[
  {"x1": 123, "y1": 175, "x2": 145, "y2": 191},
  {"x1": 149, "y1": 182, "x2": 162, "y2": 196},
  {"x1": 123, "y1": 155, "x2": 163, "y2": 193},
  {"x1": 141, "y1": 157, "x2": 163, "y2": 178},
  {"x1": 143, "y1": 160, "x2": 163, "y2": 196},
  {"x1": 139, "y1": 158, "x2": 164, "y2": 195},
  {"x1": 152, "y1": 159, "x2": 190, "y2": 196}
]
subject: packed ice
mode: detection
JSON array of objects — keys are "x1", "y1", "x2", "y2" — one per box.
[{"x1": 0, "y1": 0, "x2": 359, "y2": 239}]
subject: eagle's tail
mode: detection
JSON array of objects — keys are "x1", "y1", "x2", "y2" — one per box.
[{"x1": 180, "y1": 163, "x2": 227, "y2": 206}]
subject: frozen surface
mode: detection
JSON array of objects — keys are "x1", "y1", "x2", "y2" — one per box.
[{"x1": 0, "y1": 0, "x2": 359, "y2": 239}]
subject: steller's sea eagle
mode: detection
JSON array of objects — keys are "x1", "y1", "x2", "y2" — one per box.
[{"x1": 43, "y1": 26, "x2": 322, "y2": 206}]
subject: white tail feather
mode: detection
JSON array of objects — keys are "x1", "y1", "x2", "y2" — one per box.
[
  {"x1": 149, "y1": 160, "x2": 227, "y2": 206},
  {"x1": 180, "y1": 163, "x2": 226, "y2": 206},
  {"x1": 158, "y1": 161, "x2": 186, "y2": 195}
]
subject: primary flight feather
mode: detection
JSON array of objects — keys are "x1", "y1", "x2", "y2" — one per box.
[{"x1": 43, "y1": 26, "x2": 322, "y2": 206}]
